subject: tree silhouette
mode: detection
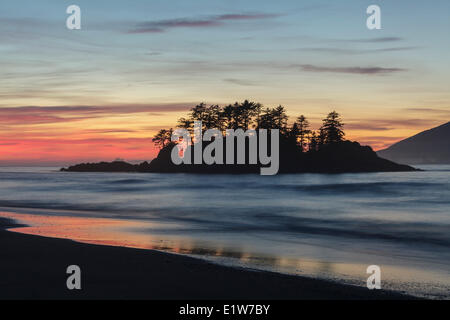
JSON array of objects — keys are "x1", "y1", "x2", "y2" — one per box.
[
  {"x1": 152, "y1": 128, "x2": 173, "y2": 149},
  {"x1": 228, "y1": 102, "x2": 241, "y2": 130},
  {"x1": 288, "y1": 122, "x2": 300, "y2": 145},
  {"x1": 253, "y1": 102, "x2": 263, "y2": 129},
  {"x1": 204, "y1": 104, "x2": 222, "y2": 130},
  {"x1": 317, "y1": 128, "x2": 326, "y2": 149},
  {"x1": 295, "y1": 115, "x2": 311, "y2": 151},
  {"x1": 320, "y1": 111, "x2": 345, "y2": 144},
  {"x1": 239, "y1": 100, "x2": 258, "y2": 130},
  {"x1": 163, "y1": 101, "x2": 346, "y2": 153},
  {"x1": 190, "y1": 103, "x2": 207, "y2": 121},
  {"x1": 221, "y1": 104, "x2": 235, "y2": 130},
  {"x1": 177, "y1": 117, "x2": 193, "y2": 130},
  {"x1": 309, "y1": 131, "x2": 318, "y2": 152},
  {"x1": 273, "y1": 105, "x2": 288, "y2": 132}
]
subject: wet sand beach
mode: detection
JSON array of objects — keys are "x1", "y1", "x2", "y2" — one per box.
[{"x1": 0, "y1": 217, "x2": 415, "y2": 300}]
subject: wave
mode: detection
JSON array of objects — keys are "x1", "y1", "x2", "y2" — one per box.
[
  {"x1": 1, "y1": 170, "x2": 449, "y2": 253},
  {"x1": 274, "y1": 182, "x2": 443, "y2": 195},
  {"x1": 151, "y1": 211, "x2": 450, "y2": 248},
  {"x1": 3, "y1": 198, "x2": 448, "y2": 248},
  {"x1": 106, "y1": 178, "x2": 151, "y2": 184}
]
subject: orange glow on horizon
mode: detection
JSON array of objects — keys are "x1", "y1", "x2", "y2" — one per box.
[{"x1": 0, "y1": 104, "x2": 446, "y2": 165}]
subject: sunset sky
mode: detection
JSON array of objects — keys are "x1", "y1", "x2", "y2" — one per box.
[{"x1": 1, "y1": 0, "x2": 449, "y2": 165}]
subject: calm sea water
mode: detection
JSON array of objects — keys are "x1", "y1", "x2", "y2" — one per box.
[{"x1": 0, "y1": 165, "x2": 449, "y2": 298}]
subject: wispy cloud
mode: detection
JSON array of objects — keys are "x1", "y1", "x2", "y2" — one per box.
[
  {"x1": 404, "y1": 107, "x2": 450, "y2": 115},
  {"x1": 347, "y1": 118, "x2": 440, "y2": 131},
  {"x1": 298, "y1": 64, "x2": 406, "y2": 75},
  {"x1": 299, "y1": 46, "x2": 418, "y2": 55},
  {"x1": 375, "y1": 46, "x2": 418, "y2": 52},
  {"x1": 346, "y1": 37, "x2": 404, "y2": 43},
  {"x1": 128, "y1": 13, "x2": 280, "y2": 33},
  {"x1": 0, "y1": 104, "x2": 193, "y2": 125},
  {"x1": 345, "y1": 123, "x2": 391, "y2": 131},
  {"x1": 0, "y1": 142, "x2": 19, "y2": 146},
  {"x1": 223, "y1": 78, "x2": 259, "y2": 86},
  {"x1": 81, "y1": 129, "x2": 139, "y2": 134}
]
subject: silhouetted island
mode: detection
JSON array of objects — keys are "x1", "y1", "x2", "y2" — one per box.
[{"x1": 61, "y1": 101, "x2": 417, "y2": 173}]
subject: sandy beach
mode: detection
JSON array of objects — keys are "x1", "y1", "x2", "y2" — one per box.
[{"x1": 0, "y1": 217, "x2": 416, "y2": 300}]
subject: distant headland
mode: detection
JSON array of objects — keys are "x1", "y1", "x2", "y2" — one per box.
[
  {"x1": 378, "y1": 121, "x2": 450, "y2": 165},
  {"x1": 61, "y1": 101, "x2": 417, "y2": 174}
]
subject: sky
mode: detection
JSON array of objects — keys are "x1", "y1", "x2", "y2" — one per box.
[{"x1": 0, "y1": 0, "x2": 449, "y2": 165}]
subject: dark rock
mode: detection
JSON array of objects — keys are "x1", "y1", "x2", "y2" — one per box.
[{"x1": 61, "y1": 140, "x2": 417, "y2": 174}]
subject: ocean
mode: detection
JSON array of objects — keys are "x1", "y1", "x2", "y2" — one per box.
[{"x1": 0, "y1": 165, "x2": 449, "y2": 299}]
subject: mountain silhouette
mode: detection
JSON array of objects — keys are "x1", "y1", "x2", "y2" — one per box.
[{"x1": 378, "y1": 122, "x2": 450, "y2": 164}]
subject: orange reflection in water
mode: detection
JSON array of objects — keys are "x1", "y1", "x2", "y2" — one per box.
[
  {"x1": 0, "y1": 211, "x2": 277, "y2": 264},
  {"x1": 0, "y1": 211, "x2": 353, "y2": 278},
  {"x1": 0, "y1": 211, "x2": 185, "y2": 252},
  {"x1": 0, "y1": 211, "x2": 288, "y2": 267}
]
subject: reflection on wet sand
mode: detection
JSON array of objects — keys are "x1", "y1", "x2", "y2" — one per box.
[
  {"x1": 1, "y1": 211, "x2": 449, "y2": 299},
  {"x1": 0, "y1": 211, "x2": 331, "y2": 276},
  {"x1": 0, "y1": 211, "x2": 265, "y2": 258}
]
